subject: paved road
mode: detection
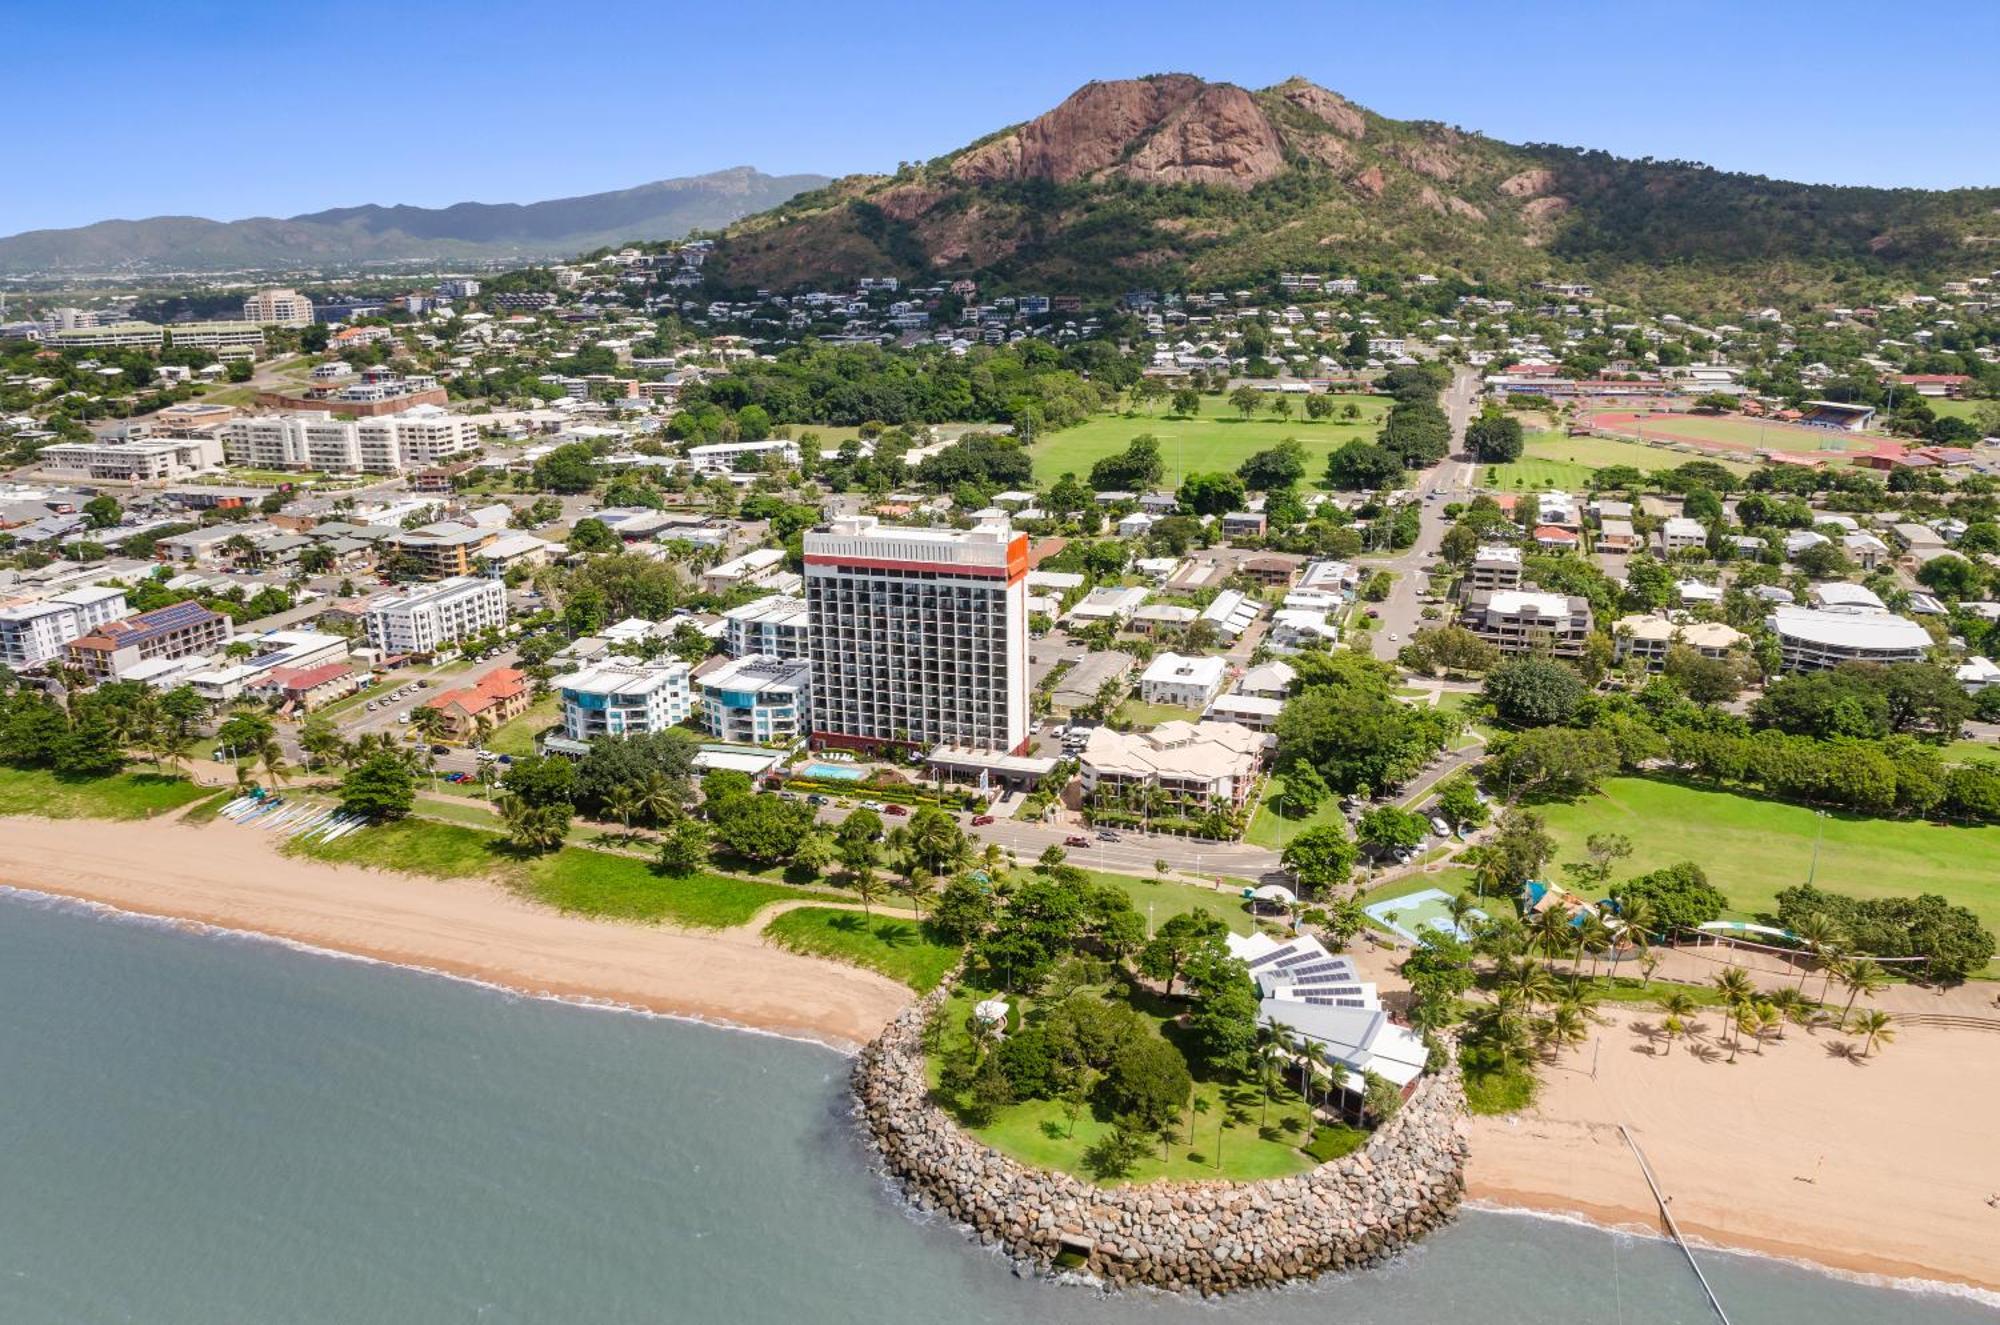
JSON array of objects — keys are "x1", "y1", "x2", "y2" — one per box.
[{"x1": 1367, "y1": 367, "x2": 1482, "y2": 661}]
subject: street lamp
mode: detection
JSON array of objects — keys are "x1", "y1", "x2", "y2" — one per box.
[{"x1": 1805, "y1": 809, "x2": 1828, "y2": 885}]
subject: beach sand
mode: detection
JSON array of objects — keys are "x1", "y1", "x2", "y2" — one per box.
[
  {"x1": 1465, "y1": 1004, "x2": 2000, "y2": 1294},
  {"x1": 0, "y1": 815, "x2": 911, "y2": 1052}
]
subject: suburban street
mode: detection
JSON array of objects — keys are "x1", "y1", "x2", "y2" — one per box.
[{"x1": 1368, "y1": 365, "x2": 1481, "y2": 660}]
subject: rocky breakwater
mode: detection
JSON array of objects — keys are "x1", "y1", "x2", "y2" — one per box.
[{"x1": 852, "y1": 985, "x2": 1469, "y2": 1294}]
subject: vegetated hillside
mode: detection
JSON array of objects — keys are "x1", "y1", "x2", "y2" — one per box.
[
  {"x1": 0, "y1": 167, "x2": 830, "y2": 275},
  {"x1": 705, "y1": 74, "x2": 2000, "y2": 307}
]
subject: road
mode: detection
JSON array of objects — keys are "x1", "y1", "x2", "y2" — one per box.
[{"x1": 1367, "y1": 366, "x2": 1482, "y2": 661}]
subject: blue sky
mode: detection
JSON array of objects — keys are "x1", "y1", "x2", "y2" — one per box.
[{"x1": 6, "y1": 0, "x2": 1997, "y2": 236}]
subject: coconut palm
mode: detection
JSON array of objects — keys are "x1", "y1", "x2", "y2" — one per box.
[
  {"x1": 603, "y1": 783, "x2": 640, "y2": 833},
  {"x1": 408, "y1": 705, "x2": 449, "y2": 745},
  {"x1": 850, "y1": 866, "x2": 885, "y2": 921},
  {"x1": 1818, "y1": 953, "x2": 1850, "y2": 1007},
  {"x1": 255, "y1": 738, "x2": 290, "y2": 789},
  {"x1": 1298, "y1": 1037, "x2": 1330, "y2": 1141},
  {"x1": 1256, "y1": 1042, "x2": 1285, "y2": 1128},
  {"x1": 895, "y1": 869, "x2": 935, "y2": 921},
  {"x1": 1610, "y1": 897, "x2": 1656, "y2": 978},
  {"x1": 1537, "y1": 1001, "x2": 1590, "y2": 1059},
  {"x1": 1712, "y1": 968, "x2": 1757, "y2": 1051},
  {"x1": 1528, "y1": 906, "x2": 1573, "y2": 962},
  {"x1": 1789, "y1": 912, "x2": 1847, "y2": 993},
  {"x1": 1765, "y1": 987, "x2": 1809, "y2": 1040},
  {"x1": 635, "y1": 771, "x2": 679, "y2": 825},
  {"x1": 1445, "y1": 891, "x2": 1479, "y2": 938},
  {"x1": 1574, "y1": 912, "x2": 1614, "y2": 991},
  {"x1": 1848, "y1": 1009, "x2": 1895, "y2": 1058},
  {"x1": 1656, "y1": 989, "x2": 1698, "y2": 1055},
  {"x1": 1503, "y1": 958, "x2": 1561, "y2": 1013},
  {"x1": 1838, "y1": 958, "x2": 1888, "y2": 1021}
]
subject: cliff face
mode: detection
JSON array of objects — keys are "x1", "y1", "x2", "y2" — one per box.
[{"x1": 953, "y1": 75, "x2": 1284, "y2": 191}]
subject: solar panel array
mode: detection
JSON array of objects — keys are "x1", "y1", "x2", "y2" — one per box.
[{"x1": 1302, "y1": 995, "x2": 1369, "y2": 1008}]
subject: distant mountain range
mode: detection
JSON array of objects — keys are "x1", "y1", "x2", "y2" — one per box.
[
  {"x1": 0, "y1": 167, "x2": 831, "y2": 276},
  {"x1": 703, "y1": 74, "x2": 2000, "y2": 307}
]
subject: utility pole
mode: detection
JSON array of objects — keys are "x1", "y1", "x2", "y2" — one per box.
[{"x1": 1806, "y1": 809, "x2": 1827, "y2": 885}]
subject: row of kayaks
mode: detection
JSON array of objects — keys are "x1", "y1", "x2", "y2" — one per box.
[{"x1": 216, "y1": 793, "x2": 370, "y2": 842}]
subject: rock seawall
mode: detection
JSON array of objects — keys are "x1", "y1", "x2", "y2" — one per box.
[{"x1": 852, "y1": 984, "x2": 1469, "y2": 1294}]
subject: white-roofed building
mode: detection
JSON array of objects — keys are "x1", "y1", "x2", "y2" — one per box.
[
  {"x1": 1612, "y1": 614, "x2": 1746, "y2": 669},
  {"x1": 721, "y1": 594, "x2": 809, "y2": 660},
  {"x1": 1199, "y1": 588, "x2": 1262, "y2": 640},
  {"x1": 1808, "y1": 581, "x2": 1887, "y2": 614},
  {"x1": 1226, "y1": 931, "x2": 1428, "y2": 1090},
  {"x1": 1078, "y1": 720, "x2": 1265, "y2": 813},
  {"x1": 553, "y1": 658, "x2": 693, "y2": 741},
  {"x1": 1767, "y1": 606, "x2": 1931, "y2": 672},
  {"x1": 1459, "y1": 589, "x2": 1591, "y2": 656},
  {"x1": 1139, "y1": 651, "x2": 1227, "y2": 709}
]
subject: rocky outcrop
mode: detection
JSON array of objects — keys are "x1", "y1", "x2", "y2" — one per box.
[
  {"x1": 852, "y1": 984, "x2": 1468, "y2": 1295},
  {"x1": 952, "y1": 75, "x2": 1283, "y2": 193},
  {"x1": 1499, "y1": 167, "x2": 1557, "y2": 198},
  {"x1": 1274, "y1": 78, "x2": 1368, "y2": 139}
]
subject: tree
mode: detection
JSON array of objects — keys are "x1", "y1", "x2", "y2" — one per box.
[
  {"x1": 1228, "y1": 385, "x2": 1263, "y2": 419},
  {"x1": 1279, "y1": 823, "x2": 1358, "y2": 897},
  {"x1": 1484, "y1": 656, "x2": 1586, "y2": 727},
  {"x1": 711, "y1": 793, "x2": 815, "y2": 864},
  {"x1": 1087, "y1": 435, "x2": 1165, "y2": 492},
  {"x1": 930, "y1": 875, "x2": 996, "y2": 945},
  {"x1": 906, "y1": 805, "x2": 967, "y2": 875},
  {"x1": 1100, "y1": 1033, "x2": 1192, "y2": 1133},
  {"x1": 54, "y1": 709, "x2": 125, "y2": 777},
  {"x1": 1435, "y1": 776, "x2": 1488, "y2": 833},
  {"x1": 1181, "y1": 944, "x2": 1262, "y2": 1076},
  {"x1": 1357, "y1": 805, "x2": 1428, "y2": 855},
  {"x1": 1848, "y1": 1008, "x2": 1895, "y2": 1058},
  {"x1": 1486, "y1": 725, "x2": 1620, "y2": 799},
  {"x1": 1171, "y1": 387, "x2": 1200, "y2": 417},
  {"x1": 497, "y1": 791, "x2": 570, "y2": 852},
  {"x1": 82, "y1": 494, "x2": 122, "y2": 529},
  {"x1": 1138, "y1": 911, "x2": 1228, "y2": 995},
  {"x1": 1324, "y1": 440, "x2": 1403, "y2": 491},
  {"x1": 1613, "y1": 861, "x2": 1726, "y2": 934},
  {"x1": 655, "y1": 817, "x2": 711, "y2": 876},
  {"x1": 534, "y1": 443, "x2": 600, "y2": 493},
  {"x1": 568, "y1": 518, "x2": 620, "y2": 554},
  {"x1": 1465, "y1": 410, "x2": 1524, "y2": 463},
  {"x1": 501, "y1": 754, "x2": 575, "y2": 808},
  {"x1": 1236, "y1": 439, "x2": 1307, "y2": 492},
  {"x1": 1177, "y1": 471, "x2": 1246, "y2": 516},
  {"x1": 1483, "y1": 810, "x2": 1555, "y2": 891}
]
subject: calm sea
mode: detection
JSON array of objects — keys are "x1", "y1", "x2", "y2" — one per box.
[{"x1": 2, "y1": 889, "x2": 1993, "y2": 1325}]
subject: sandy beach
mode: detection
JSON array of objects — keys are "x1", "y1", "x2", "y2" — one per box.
[
  {"x1": 0, "y1": 814, "x2": 912, "y2": 1051},
  {"x1": 1465, "y1": 1004, "x2": 2000, "y2": 1295}
]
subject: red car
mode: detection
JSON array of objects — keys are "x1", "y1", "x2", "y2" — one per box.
[
  {"x1": 971, "y1": 814, "x2": 995, "y2": 826},
  {"x1": 1065, "y1": 834, "x2": 1091, "y2": 848},
  {"x1": 884, "y1": 804, "x2": 909, "y2": 817}
]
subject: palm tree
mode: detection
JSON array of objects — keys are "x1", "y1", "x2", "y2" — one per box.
[
  {"x1": 604, "y1": 783, "x2": 640, "y2": 833},
  {"x1": 256, "y1": 738, "x2": 289, "y2": 789},
  {"x1": 1610, "y1": 897, "x2": 1655, "y2": 979},
  {"x1": 1445, "y1": 891, "x2": 1479, "y2": 938},
  {"x1": 635, "y1": 771, "x2": 679, "y2": 825},
  {"x1": 1765, "y1": 987, "x2": 1808, "y2": 1040},
  {"x1": 850, "y1": 866, "x2": 885, "y2": 921},
  {"x1": 1789, "y1": 912, "x2": 1846, "y2": 992},
  {"x1": 1574, "y1": 912, "x2": 1613, "y2": 991},
  {"x1": 1529, "y1": 907, "x2": 1573, "y2": 962},
  {"x1": 409, "y1": 705, "x2": 449, "y2": 745},
  {"x1": 895, "y1": 869, "x2": 934, "y2": 921},
  {"x1": 1637, "y1": 950, "x2": 1661, "y2": 988},
  {"x1": 1839, "y1": 958, "x2": 1888, "y2": 1021},
  {"x1": 1849, "y1": 1009, "x2": 1895, "y2": 1058},
  {"x1": 1501, "y1": 957, "x2": 1560, "y2": 1013},
  {"x1": 1537, "y1": 1001, "x2": 1590, "y2": 1059},
  {"x1": 1256, "y1": 1041, "x2": 1285, "y2": 1128},
  {"x1": 1656, "y1": 990, "x2": 1698, "y2": 1055},
  {"x1": 1712, "y1": 968, "x2": 1756, "y2": 1052}
]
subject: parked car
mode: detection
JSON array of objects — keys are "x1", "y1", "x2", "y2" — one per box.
[
  {"x1": 971, "y1": 814, "x2": 995, "y2": 827},
  {"x1": 1430, "y1": 816, "x2": 1453, "y2": 837},
  {"x1": 883, "y1": 804, "x2": 909, "y2": 817},
  {"x1": 807, "y1": 794, "x2": 829, "y2": 806},
  {"x1": 365, "y1": 701, "x2": 379, "y2": 712},
  {"x1": 1096, "y1": 830, "x2": 1120, "y2": 843},
  {"x1": 430, "y1": 744, "x2": 450, "y2": 755},
  {"x1": 1065, "y1": 835, "x2": 1091, "y2": 848}
]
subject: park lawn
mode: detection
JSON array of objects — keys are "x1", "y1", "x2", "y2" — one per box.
[
  {"x1": 1482, "y1": 431, "x2": 1754, "y2": 492},
  {"x1": 1245, "y1": 771, "x2": 1347, "y2": 850},
  {"x1": 1534, "y1": 776, "x2": 2000, "y2": 945},
  {"x1": 286, "y1": 815, "x2": 819, "y2": 927},
  {"x1": 1925, "y1": 397, "x2": 1982, "y2": 422},
  {"x1": 411, "y1": 794, "x2": 502, "y2": 828},
  {"x1": 482, "y1": 694, "x2": 560, "y2": 757},
  {"x1": 1077, "y1": 868, "x2": 1258, "y2": 935},
  {"x1": 931, "y1": 987, "x2": 1319, "y2": 1185},
  {"x1": 1029, "y1": 401, "x2": 1392, "y2": 486},
  {"x1": 1943, "y1": 736, "x2": 2000, "y2": 765},
  {"x1": 762, "y1": 907, "x2": 961, "y2": 992},
  {"x1": 0, "y1": 766, "x2": 211, "y2": 820}
]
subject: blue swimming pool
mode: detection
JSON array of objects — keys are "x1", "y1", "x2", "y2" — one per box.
[{"x1": 799, "y1": 762, "x2": 866, "y2": 781}]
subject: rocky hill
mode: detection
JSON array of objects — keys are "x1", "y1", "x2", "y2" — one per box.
[
  {"x1": 0, "y1": 167, "x2": 830, "y2": 276},
  {"x1": 705, "y1": 75, "x2": 2000, "y2": 307}
]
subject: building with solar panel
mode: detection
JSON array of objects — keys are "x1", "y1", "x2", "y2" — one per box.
[
  {"x1": 1228, "y1": 931, "x2": 1430, "y2": 1093},
  {"x1": 64, "y1": 600, "x2": 233, "y2": 681}
]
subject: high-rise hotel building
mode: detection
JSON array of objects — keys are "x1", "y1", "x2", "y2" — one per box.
[{"x1": 804, "y1": 516, "x2": 1030, "y2": 754}]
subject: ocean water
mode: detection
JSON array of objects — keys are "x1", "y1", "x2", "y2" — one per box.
[{"x1": 1, "y1": 890, "x2": 1994, "y2": 1325}]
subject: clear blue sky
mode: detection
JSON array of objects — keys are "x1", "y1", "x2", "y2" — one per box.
[{"x1": 8, "y1": 0, "x2": 1997, "y2": 236}]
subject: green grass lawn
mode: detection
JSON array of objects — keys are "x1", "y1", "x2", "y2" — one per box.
[
  {"x1": 1077, "y1": 868, "x2": 1259, "y2": 935},
  {"x1": 285, "y1": 816, "x2": 819, "y2": 928},
  {"x1": 1245, "y1": 771, "x2": 1348, "y2": 850},
  {"x1": 482, "y1": 694, "x2": 560, "y2": 757},
  {"x1": 1924, "y1": 397, "x2": 1983, "y2": 422},
  {"x1": 762, "y1": 907, "x2": 960, "y2": 991},
  {"x1": 1482, "y1": 431, "x2": 1755, "y2": 491},
  {"x1": 930, "y1": 986, "x2": 1321, "y2": 1184},
  {"x1": 0, "y1": 766, "x2": 212, "y2": 820},
  {"x1": 1030, "y1": 401, "x2": 1392, "y2": 486},
  {"x1": 1111, "y1": 698, "x2": 1202, "y2": 729},
  {"x1": 1534, "y1": 777, "x2": 2000, "y2": 943},
  {"x1": 1943, "y1": 736, "x2": 2000, "y2": 765}
]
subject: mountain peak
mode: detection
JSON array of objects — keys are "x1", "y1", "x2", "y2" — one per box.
[{"x1": 951, "y1": 74, "x2": 1284, "y2": 191}]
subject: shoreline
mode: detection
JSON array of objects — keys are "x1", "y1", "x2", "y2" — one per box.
[
  {"x1": 3, "y1": 814, "x2": 1995, "y2": 1301},
  {"x1": 1464, "y1": 1192, "x2": 2000, "y2": 1307},
  {"x1": 0, "y1": 815, "x2": 912, "y2": 1053}
]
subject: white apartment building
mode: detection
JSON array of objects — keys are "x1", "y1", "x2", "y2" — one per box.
[
  {"x1": 1460, "y1": 589, "x2": 1592, "y2": 656},
  {"x1": 222, "y1": 407, "x2": 479, "y2": 474},
  {"x1": 37, "y1": 434, "x2": 223, "y2": 481},
  {"x1": 1658, "y1": 516, "x2": 1707, "y2": 553},
  {"x1": 0, "y1": 586, "x2": 129, "y2": 668},
  {"x1": 700, "y1": 546, "x2": 787, "y2": 594},
  {"x1": 804, "y1": 516, "x2": 1030, "y2": 753},
  {"x1": 242, "y1": 288, "x2": 315, "y2": 327},
  {"x1": 553, "y1": 659, "x2": 692, "y2": 741},
  {"x1": 721, "y1": 594, "x2": 809, "y2": 659},
  {"x1": 686, "y1": 439, "x2": 800, "y2": 474},
  {"x1": 1078, "y1": 720, "x2": 1265, "y2": 813},
  {"x1": 696, "y1": 654, "x2": 810, "y2": 744},
  {"x1": 1767, "y1": 606, "x2": 1932, "y2": 672},
  {"x1": 1612, "y1": 614, "x2": 1746, "y2": 670},
  {"x1": 1139, "y1": 651, "x2": 1228, "y2": 709},
  {"x1": 362, "y1": 576, "x2": 507, "y2": 656}
]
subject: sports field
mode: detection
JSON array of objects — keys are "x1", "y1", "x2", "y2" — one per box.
[
  {"x1": 1030, "y1": 400, "x2": 1393, "y2": 485},
  {"x1": 1585, "y1": 410, "x2": 1900, "y2": 462},
  {"x1": 1481, "y1": 431, "x2": 1754, "y2": 490},
  {"x1": 1535, "y1": 777, "x2": 2000, "y2": 959}
]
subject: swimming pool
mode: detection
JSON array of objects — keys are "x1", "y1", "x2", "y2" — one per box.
[
  {"x1": 799, "y1": 762, "x2": 866, "y2": 782},
  {"x1": 1364, "y1": 887, "x2": 1486, "y2": 944}
]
